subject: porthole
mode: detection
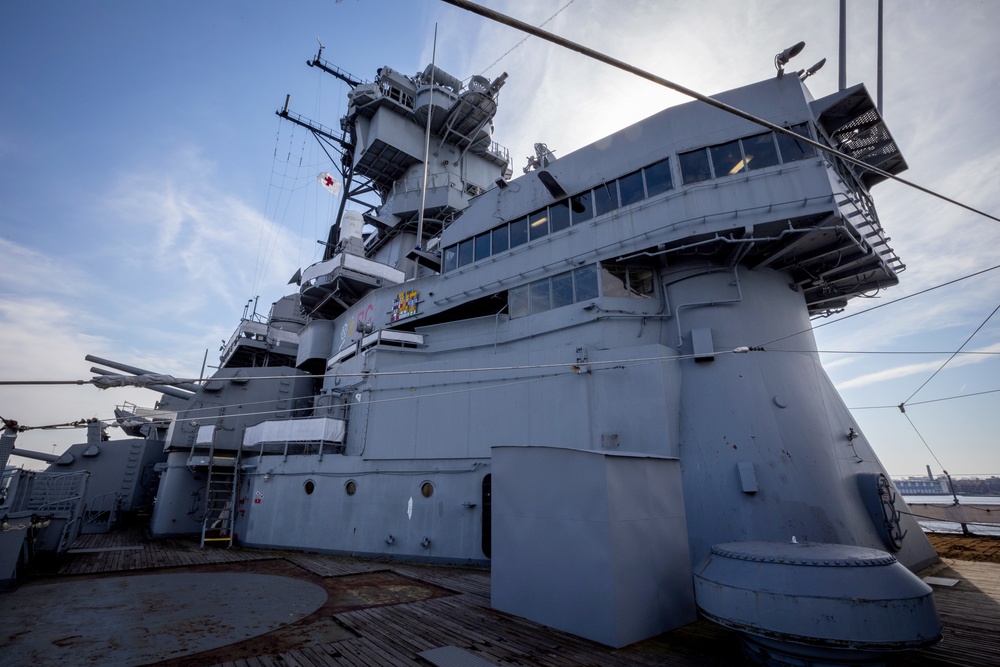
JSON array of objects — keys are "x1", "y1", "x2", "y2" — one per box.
[
  {"x1": 303, "y1": 479, "x2": 315, "y2": 495},
  {"x1": 420, "y1": 481, "x2": 434, "y2": 498},
  {"x1": 345, "y1": 480, "x2": 357, "y2": 496}
]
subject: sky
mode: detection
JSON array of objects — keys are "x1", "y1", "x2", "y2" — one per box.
[{"x1": 1, "y1": 0, "x2": 998, "y2": 478}]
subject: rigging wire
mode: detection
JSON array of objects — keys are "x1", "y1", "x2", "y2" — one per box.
[
  {"x1": 850, "y1": 387, "x2": 1000, "y2": 411},
  {"x1": 901, "y1": 411, "x2": 947, "y2": 473},
  {"x1": 442, "y1": 0, "x2": 1000, "y2": 225},
  {"x1": 479, "y1": 0, "x2": 576, "y2": 76},
  {"x1": 762, "y1": 262, "x2": 1000, "y2": 346},
  {"x1": 902, "y1": 302, "x2": 1000, "y2": 405},
  {"x1": 250, "y1": 116, "x2": 285, "y2": 298}
]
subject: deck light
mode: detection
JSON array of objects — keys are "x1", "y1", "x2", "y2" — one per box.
[
  {"x1": 775, "y1": 41, "x2": 806, "y2": 78},
  {"x1": 800, "y1": 58, "x2": 827, "y2": 81}
]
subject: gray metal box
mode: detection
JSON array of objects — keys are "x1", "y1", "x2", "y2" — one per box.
[{"x1": 491, "y1": 446, "x2": 696, "y2": 647}]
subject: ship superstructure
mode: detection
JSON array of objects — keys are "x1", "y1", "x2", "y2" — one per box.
[{"x1": 3, "y1": 41, "x2": 943, "y2": 661}]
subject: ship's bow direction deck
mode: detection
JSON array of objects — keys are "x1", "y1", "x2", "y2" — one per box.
[{"x1": 2, "y1": 531, "x2": 997, "y2": 666}]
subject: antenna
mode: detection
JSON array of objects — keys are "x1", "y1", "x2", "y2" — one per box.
[
  {"x1": 877, "y1": 0, "x2": 884, "y2": 114},
  {"x1": 839, "y1": 0, "x2": 847, "y2": 90}
]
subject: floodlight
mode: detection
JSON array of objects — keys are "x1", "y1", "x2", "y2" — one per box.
[
  {"x1": 800, "y1": 58, "x2": 827, "y2": 81},
  {"x1": 775, "y1": 41, "x2": 806, "y2": 78},
  {"x1": 776, "y1": 41, "x2": 806, "y2": 66}
]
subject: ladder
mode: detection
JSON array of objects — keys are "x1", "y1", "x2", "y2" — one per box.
[{"x1": 199, "y1": 451, "x2": 239, "y2": 549}]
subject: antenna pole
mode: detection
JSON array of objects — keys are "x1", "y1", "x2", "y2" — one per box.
[
  {"x1": 877, "y1": 0, "x2": 884, "y2": 115},
  {"x1": 839, "y1": 0, "x2": 847, "y2": 90},
  {"x1": 415, "y1": 24, "x2": 438, "y2": 252}
]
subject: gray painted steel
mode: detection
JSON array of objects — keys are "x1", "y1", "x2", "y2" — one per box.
[
  {"x1": 3, "y1": 47, "x2": 943, "y2": 656},
  {"x1": 491, "y1": 446, "x2": 696, "y2": 648},
  {"x1": 694, "y1": 541, "x2": 941, "y2": 661}
]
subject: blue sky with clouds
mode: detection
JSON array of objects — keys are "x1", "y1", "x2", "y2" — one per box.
[{"x1": 2, "y1": 0, "x2": 998, "y2": 477}]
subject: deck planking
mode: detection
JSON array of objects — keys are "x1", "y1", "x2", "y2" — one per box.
[{"x1": 35, "y1": 531, "x2": 1000, "y2": 666}]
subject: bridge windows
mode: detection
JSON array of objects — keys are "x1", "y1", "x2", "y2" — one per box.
[
  {"x1": 474, "y1": 232, "x2": 491, "y2": 262},
  {"x1": 679, "y1": 148, "x2": 712, "y2": 184},
  {"x1": 594, "y1": 181, "x2": 620, "y2": 216},
  {"x1": 491, "y1": 225, "x2": 509, "y2": 254},
  {"x1": 528, "y1": 209, "x2": 549, "y2": 241},
  {"x1": 443, "y1": 156, "x2": 674, "y2": 273},
  {"x1": 743, "y1": 132, "x2": 781, "y2": 170},
  {"x1": 644, "y1": 157, "x2": 673, "y2": 196},
  {"x1": 618, "y1": 170, "x2": 645, "y2": 206},
  {"x1": 509, "y1": 216, "x2": 528, "y2": 248},
  {"x1": 507, "y1": 263, "x2": 645, "y2": 319},
  {"x1": 508, "y1": 265, "x2": 599, "y2": 318},
  {"x1": 458, "y1": 238, "x2": 474, "y2": 268},
  {"x1": 774, "y1": 123, "x2": 816, "y2": 161},
  {"x1": 549, "y1": 199, "x2": 571, "y2": 232},
  {"x1": 570, "y1": 190, "x2": 593, "y2": 223},
  {"x1": 680, "y1": 123, "x2": 815, "y2": 184},
  {"x1": 601, "y1": 265, "x2": 654, "y2": 298}
]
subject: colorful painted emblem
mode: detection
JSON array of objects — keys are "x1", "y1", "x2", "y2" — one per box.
[{"x1": 389, "y1": 290, "x2": 419, "y2": 322}]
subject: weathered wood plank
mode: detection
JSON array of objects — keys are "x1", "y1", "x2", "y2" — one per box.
[{"x1": 43, "y1": 529, "x2": 1000, "y2": 667}]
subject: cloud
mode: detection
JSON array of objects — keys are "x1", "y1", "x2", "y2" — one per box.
[
  {"x1": 835, "y1": 341, "x2": 1000, "y2": 390},
  {"x1": 101, "y1": 145, "x2": 305, "y2": 317},
  {"x1": 0, "y1": 145, "x2": 313, "y2": 464}
]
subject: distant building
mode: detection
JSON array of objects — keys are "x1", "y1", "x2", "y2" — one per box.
[{"x1": 893, "y1": 476, "x2": 949, "y2": 495}]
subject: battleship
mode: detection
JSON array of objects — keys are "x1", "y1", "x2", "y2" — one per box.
[{"x1": 1, "y1": 4, "x2": 951, "y2": 663}]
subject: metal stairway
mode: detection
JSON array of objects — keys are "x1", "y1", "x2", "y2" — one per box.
[{"x1": 199, "y1": 452, "x2": 239, "y2": 549}]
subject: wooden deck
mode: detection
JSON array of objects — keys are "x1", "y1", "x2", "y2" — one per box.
[{"x1": 37, "y1": 531, "x2": 1000, "y2": 666}]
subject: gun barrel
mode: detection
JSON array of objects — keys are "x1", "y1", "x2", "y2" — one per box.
[
  {"x1": 11, "y1": 448, "x2": 61, "y2": 464},
  {"x1": 86, "y1": 355, "x2": 201, "y2": 393},
  {"x1": 89, "y1": 368, "x2": 194, "y2": 401}
]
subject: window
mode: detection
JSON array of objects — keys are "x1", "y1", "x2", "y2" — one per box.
[
  {"x1": 549, "y1": 200, "x2": 571, "y2": 232},
  {"x1": 474, "y1": 232, "x2": 491, "y2": 261},
  {"x1": 602, "y1": 265, "x2": 631, "y2": 297},
  {"x1": 529, "y1": 280, "x2": 551, "y2": 314},
  {"x1": 509, "y1": 216, "x2": 528, "y2": 248},
  {"x1": 711, "y1": 140, "x2": 745, "y2": 176},
  {"x1": 679, "y1": 148, "x2": 712, "y2": 184},
  {"x1": 458, "y1": 238, "x2": 474, "y2": 267},
  {"x1": 601, "y1": 264, "x2": 655, "y2": 298},
  {"x1": 628, "y1": 269, "x2": 655, "y2": 297},
  {"x1": 643, "y1": 158, "x2": 673, "y2": 196},
  {"x1": 742, "y1": 132, "x2": 780, "y2": 171},
  {"x1": 776, "y1": 123, "x2": 815, "y2": 162},
  {"x1": 443, "y1": 245, "x2": 457, "y2": 272},
  {"x1": 594, "y1": 182, "x2": 619, "y2": 216},
  {"x1": 551, "y1": 272, "x2": 574, "y2": 308},
  {"x1": 491, "y1": 225, "x2": 509, "y2": 254},
  {"x1": 507, "y1": 265, "x2": 601, "y2": 318},
  {"x1": 618, "y1": 170, "x2": 645, "y2": 206},
  {"x1": 574, "y1": 265, "x2": 599, "y2": 301},
  {"x1": 508, "y1": 285, "x2": 529, "y2": 318},
  {"x1": 528, "y1": 209, "x2": 549, "y2": 241},
  {"x1": 570, "y1": 191, "x2": 593, "y2": 224}
]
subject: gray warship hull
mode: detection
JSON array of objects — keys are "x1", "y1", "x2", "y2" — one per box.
[{"x1": 3, "y1": 33, "x2": 942, "y2": 658}]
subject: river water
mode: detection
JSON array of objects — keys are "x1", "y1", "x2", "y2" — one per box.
[{"x1": 902, "y1": 494, "x2": 1000, "y2": 536}]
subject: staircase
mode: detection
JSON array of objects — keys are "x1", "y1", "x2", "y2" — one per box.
[{"x1": 199, "y1": 453, "x2": 239, "y2": 549}]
